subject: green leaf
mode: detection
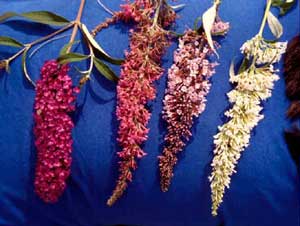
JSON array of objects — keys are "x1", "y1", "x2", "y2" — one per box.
[
  {"x1": 93, "y1": 57, "x2": 118, "y2": 82},
  {"x1": 238, "y1": 57, "x2": 250, "y2": 74},
  {"x1": 0, "y1": 36, "x2": 23, "y2": 48},
  {"x1": 57, "y1": 52, "x2": 90, "y2": 64},
  {"x1": 21, "y1": 11, "x2": 70, "y2": 25},
  {"x1": 0, "y1": 11, "x2": 70, "y2": 26},
  {"x1": 0, "y1": 12, "x2": 17, "y2": 23},
  {"x1": 59, "y1": 40, "x2": 80, "y2": 56},
  {"x1": 74, "y1": 66, "x2": 89, "y2": 76},
  {"x1": 80, "y1": 23, "x2": 124, "y2": 65},
  {"x1": 264, "y1": 39, "x2": 277, "y2": 43},
  {"x1": 22, "y1": 48, "x2": 36, "y2": 87},
  {"x1": 272, "y1": 0, "x2": 296, "y2": 15},
  {"x1": 193, "y1": 16, "x2": 202, "y2": 31},
  {"x1": 94, "y1": 48, "x2": 124, "y2": 65},
  {"x1": 267, "y1": 11, "x2": 283, "y2": 39},
  {"x1": 202, "y1": 3, "x2": 218, "y2": 56}
]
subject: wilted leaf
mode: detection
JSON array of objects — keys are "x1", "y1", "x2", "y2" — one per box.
[
  {"x1": 267, "y1": 11, "x2": 283, "y2": 39},
  {"x1": 0, "y1": 36, "x2": 23, "y2": 47},
  {"x1": 0, "y1": 60, "x2": 9, "y2": 72},
  {"x1": 22, "y1": 48, "x2": 36, "y2": 87},
  {"x1": 0, "y1": 11, "x2": 70, "y2": 26},
  {"x1": 229, "y1": 60, "x2": 236, "y2": 79},
  {"x1": 5, "y1": 61, "x2": 10, "y2": 73},
  {"x1": 57, "y1": 52, "x2": 89, "y2": 64},
  {"x1": 272, "y1": 0, "x2": 296, "y2": 15},
  {"x1": 170, "y1": 4, "x2": 185, "y2": 11},
  {"x1": 93, "y1": 57, "x2": 118, "y2": 82},
  {"x1": 202, "y1": 3, "x2": 218, "y2": 56},
  {"x1": 80, "y1": 23, "x2": 124, "y2": 65}
]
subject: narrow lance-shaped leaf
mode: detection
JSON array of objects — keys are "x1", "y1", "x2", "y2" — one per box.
[
  {"x1": 170, "y1": 4, "x2": 185, "y2": 11},
  {"x1": 264, "y1": 39, "x2": 278, "y2": 43},
  {"x1": 22, "y1": 48, "x2": 36, "y2": 87},
  {"x1": 0, "y1": 36, "x2": 23, "y2": 48},
  {"x1": 202, "y1": 3, "x2": 218, "y2": 56},
  {"x1": 229, "y1": 60, "x2": 236, "y2": 79},
  {"x1": 238, "y1": 57, "x2": 250, "y2": 74},
  {"x1": 93, "y1": 57, "x2": 118, "y2": 82},
  {"x1": 0, "y1": 11, "x2": 70, "y2": 26},
  {"x1": 80, "y1": 23, "x2": 124, "y2": 65},
  {"x1": 57, "y1": 52, "x2": 90, "y2": 65},
  {"x1": 193, "y1": 16, "x2": 202, "y2": 31},
  {"x1": 59, "y1": 40, "x2": 80, "y2": 56},
  {"x1": 74, "y1": 65, "x2": 90, "y2": 76},
  {"x1": 0, "y1": 12, "x2": 17, "y2": 23},
  {"x1": 267, "y1": 11, "x2": 283, "y2": 39}
]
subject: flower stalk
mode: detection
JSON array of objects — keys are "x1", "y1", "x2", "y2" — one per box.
[
  {"x1": 258, "y1": 0, "x2": 272, "y2": 37},
  {"x1": 67, "y1": 0, "x2": 86, "y2": 53}
]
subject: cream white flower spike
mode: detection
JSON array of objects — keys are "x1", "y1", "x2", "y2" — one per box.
[{"x1": 209, "y1": 0, "x2": 289, "y2": 216}]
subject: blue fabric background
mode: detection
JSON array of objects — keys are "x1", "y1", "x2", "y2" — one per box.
[{"x1": 0, "y1": 0, "x2": 299, "y2": 226}]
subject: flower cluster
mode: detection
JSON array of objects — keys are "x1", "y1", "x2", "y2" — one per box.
[
  {"x1": 92, "y1": 0, "x2": 176, "y2": 37},
  {"x1": 209, "y1": 36, "x2": 287, "y2": 216},
  {"x1": 211, "y1": 18, "x2": 230, "y2": 35},
  {"x1": 158, "y1": 29, "x2": 220, "y2": 192},
  {"x1": 34, "y1": 60, "x2": 79, "y2": 203},
  {"x1": 116, "y1": 0, "x2": 176, "y2": 26},
  {"x1": 118, "y1": 0, "x2": 154, "y2": 23},
  {"x1": 107, "y1": 1, "x2": 175, "y2": 206},
  {"x1": 241, "y1": 35, "x2": 287, "y2": 65},
  {"x1": 92, "y1": 0, "x2": 153, "y2": 36}
]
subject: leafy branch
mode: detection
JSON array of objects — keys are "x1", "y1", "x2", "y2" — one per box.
[
  {"x1": 233, "y1": 0, "x2": 295, "y2": 75},
  {"x1": 1, "y1": 22, "x2": 74, "y2": 86},
  {"x1": 0, "y1": 0, "x2": 122, "y2": 88}
]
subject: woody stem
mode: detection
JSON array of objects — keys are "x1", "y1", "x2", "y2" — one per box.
[{"x1": 66, "y1": 0, "x2": 86, "y2": 53}]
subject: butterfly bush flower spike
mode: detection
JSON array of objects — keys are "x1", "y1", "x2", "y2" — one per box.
[
  {"x1": 159, "y1": 17, "x2": 229, "y2": 192},
  {"x1": 34, "y1": 60, "x2": 79, "y2": 202},
  {"x1": 209, "y1": 0, "x2": 289, "y2": 215},
  {"x1": 107, "y1": 0, "x2": 176, "y2": 206}
]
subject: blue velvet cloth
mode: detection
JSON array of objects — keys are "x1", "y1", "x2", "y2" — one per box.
[{"x1": 0, "y1": 0, "x2": 299, "y2": 226}]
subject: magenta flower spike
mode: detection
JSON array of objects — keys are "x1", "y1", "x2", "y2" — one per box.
[{"x1": 33, "y1": 60, "x2": 79, "y2": 202}]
